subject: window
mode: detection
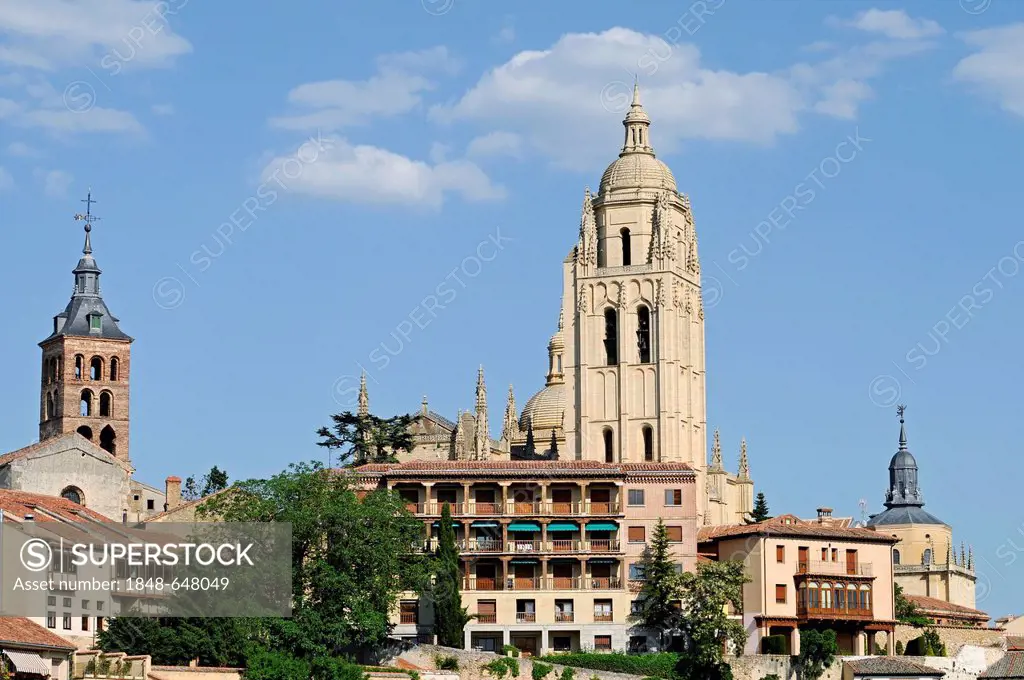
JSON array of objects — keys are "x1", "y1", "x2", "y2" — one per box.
[
  {"x1": 832, "y1": 548, "x2": 838, "y2": 562},
  {"x1": 90, "y1": 356, "x2": 103, "y2": 380},
  {"x1": 627, "y1": 489, "x2": 645, "y2": 506},
  {"x1": 552, "y1": 637, "x2": 571, "y2": 652},
  {"x1": 63, "y1": 598, "x2": 71, "y2": 608},
  {"x1": 776, "y1": 545, "x2": 785, "y2": 563},
  {"x1": 80, "y1": 389, "x2": 93, "y2": 416},
  {"x1": 96, "y1": 601, "x2": 104, "y2": 612},
  {"x1": 99, "y1": 391, "x2": 112, "y2": 417},
  {"x1": 82, "y1": 616, "x2": 90, "y2": 632},
  {"x1": 47, "y1": 596, "x2": 56, "y2": 606},
  {"x1": 629, "y1": 563, "x2": 646, "y2": 580},
  {"x1": 399, "y1": 600, "x2": 418, "y2": 625},
  {"x1": 629, "y1": 636, "x2": 649, "y2": 653},
  {"x1": 604, "y1": 308, "x2": 618, "y2": 365},
  {"x1": 620, "y1": 228, "x2": 631, "y2": 266},
  {"x1": 595, "y1": 635, "x2": 613, "y2": 651},
  {"x1": 89, "y1": 314, "x2": 102, "y2": 331},
  {"x1": 664, "y1": 489, "x2": 682, "y2": 506},
  {"x1": 642, "y1": 425, "x2": 654, "y2": 461},
  {"x1": 63, "y1": 615, "x2": 72, "y2": 630},
  {"x1": 821, "y1": 547, "x2": 828, "y2": 561},
  {"x1": 666, "y1": 526, "x2": 683, "y2": 543},
  {"x1": 110, "y1": 357, "x2": 119, "y2": 381},
  {"x1": 860, "y1": 585, "x2": 871, "y2": 610},
  {"x1": 147, "y1": 499, "x2": 155, "y2": 510},
  {"x1": 61, "y1": 487, "x2": 83, "y2": 505},
  {"x1": 893, "y1": 549, "x2": 901, "y2": 565},
  {"x1": 46, "y1": 392, "x2": 54, "y2": 420},
  {"x1": 478, "y1": 600, "x2": 497, "y2": 624},
  {"x1": 628, "y1": 526, "x2": 646, "y2": 543},
  {"x1": 922, "y1": 548, "x2": 932, "y2": 565},
  {"x1": 82, "y1": 600, "x2": 90, "y2": 609},
  {"x1": 637, "y1": 306, "x2": 651, "y2": 363},
  {"x1": 74, "y1": 355, "x2": 84, "y2": 379},
  {"x1": 555, "y1": 599, "x2": 574, "y2": 622},
  {"x1": 46, "y1": 612, "x2": 56, "y2": 628},
  {"x1": 594, "y1": 600, "x2": 613, "y2": 622},
  {"x1": 603, "y1": 428, "x2": 614, "y2": 463}
]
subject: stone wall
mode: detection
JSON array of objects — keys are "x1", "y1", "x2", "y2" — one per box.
[
  {"x1": 894, "y1": 624, "x2": 1005, "y2": 655},
  {"x1": 393, "y1": 644, "x2": 647, "y2": 680}
]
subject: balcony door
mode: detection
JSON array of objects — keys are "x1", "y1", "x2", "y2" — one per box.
[
  {"x1": 798, "y1": 547, "x2": 809, "y2": 572},
  {"x1": 475, "y1": 489, "x2": 496, "y2": 514},
  {"x1": 846, "y1": 550, "x2": 858, "y2": 575},
  {"x1": 552, "y1": 562, "x2": 575, "y2": 589},
  {"x1": 476, "y1": 563, "x2": 497, "y2": 590},
  {"x1": 552, "y1": 488, "x2": 573, "y2": 514},
  {"x1": 590, "y1": 489, "x2": 611, "y2": 514}
]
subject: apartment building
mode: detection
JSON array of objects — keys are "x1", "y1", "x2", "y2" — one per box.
[
  {"x1": 354, "y1": 459, "x2": 697, "y2": 655},
  {"x1": 698, "y1": 512, "x2": 899, "y2": 657}
]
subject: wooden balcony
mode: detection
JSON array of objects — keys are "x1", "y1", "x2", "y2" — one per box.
[
  {"x1": 797, "y1": 605, "x2": 874, "y2": 621},
  {"x1": 555, "y1": 611, "x2": 574, "y2": 622},
  {"x1": 476, "y1": 612, "x2": 497, "y2": 624},
  {"x1": 439, "y1": 540, "x2": 623, "y2": 555},
  {"x1": 461, "y1": 576, "x2": 627, "y2": 592},
  {"x1": 516, "y1": 612, "x2": 537, "y2": 623},
  {"x1": 413, "y1": 501, "x2": 623, "y2": 517},
  {"x1": 593, "y1": 612, "x2": 614, "y2": 622}
]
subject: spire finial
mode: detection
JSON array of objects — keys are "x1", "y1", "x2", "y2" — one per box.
[
  {"x1": 710, "y1": 428, "x2": 723, "y2": 470},
  {"x1": 73, "y1": 188, "x2": 101, "y2": 255},
  {"x1": 632, "y1": 76, "x2": 641, "y2": 106},
  {"x1": 896, "y1": 404, "x2": 908, "y2": 451},
  {"x1": 421, "y1": 395, "x2": 428, "y2": 416},
  {"x1": 357, "y1": 371, "x2": 369, "y2": 417},
  {"x1": 738, "y1": 437, "x2": 750, "y2": 480}
]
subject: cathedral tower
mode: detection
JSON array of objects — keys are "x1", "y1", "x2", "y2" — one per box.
[
  {"x1": 560, "y1": 85, "x2": 709, "y2": 515},
  {"x1": 38, "y1": 194, "x2": 133, "y2": 461}
]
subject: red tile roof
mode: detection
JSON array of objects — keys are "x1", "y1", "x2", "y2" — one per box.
[
  {"x1": 845, "y1": 658, "x2": 944, "y2": 677},
  {"x1": 698, "y1": 514, "x2": 899, "y2": 544},
  {"x1": 905, "y1": 594, "x2": 989, "y2": 620},
  {"x1": 352, "y1": 460, "x2": 694, "y2": 478},
  {"x1": 1006, "y1": 637, "x2": 1024, "y2": 652},
  {"x1": 0, "y1": 432, "x2": 131, "y2": 472},
  {"x1": 982, "y1": 651, "x2": 1024, "y2": 678},
  {"x1": 0, "y1": 617, "x2": 76, "y2": 651},
  {"x1": 0, "y1": 489, "x2": 114, "y2": 523}
]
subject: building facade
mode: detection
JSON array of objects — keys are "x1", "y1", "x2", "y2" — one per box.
[
  {"x1": 866, "y1": 408, "x2": 981, "y2": 618},
  {"x1": 698, "y1": 514, "x2": 899, "y2": 657},
  {"x1": 355, "y1": 459, "x2": 697, "y2": 655}
]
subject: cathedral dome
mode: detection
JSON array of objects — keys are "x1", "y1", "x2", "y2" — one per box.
[
  {"x1": 599, "y1": 153, "x2": 677, "y2": 194},
  {"x1": 519, "y1": 383, "x2": 566, "y2": 433}
]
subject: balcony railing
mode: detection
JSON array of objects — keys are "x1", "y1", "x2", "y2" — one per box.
[
  {"x1": 796, "y1": 561, "x2": 873, "y2": 577},
  {"x1": 589, "y1": 577, "x2": 622, "y2": 590},
  {"x1": 462, "y1": 577, "x2": 627, "y2": 591},
  {"x1": 589, "y1": 540, "x2": 620, "y2": 553},
  {"x1": 555, "y1": 611, "x2": 574, "y2": 622},
  {"x1": 508, "y1": 540, "x2": 542, "y2": 553},
  {"x1": 428, "y1": 540, "x2": 623, "y2": 554},
  {"x1": 593, "y1": 612, "x2": 614, "y2": 622},
  {"x1": 516, "y1": 612, "x2": 537, "y2": 623},
  {"x1": 476, "y1": 612, "x2": 497, "y2": 624},
  {"x1": 797, "y1": 605, "x2": 874, "y2": 620},
  {"x1": 413, "y1": 501, "x2": 623, "y2": 517},
  {"x1": 400, "y1": 613, "x2": 418, "y2": 624},
  {"x1": 508, "y1": 577, "x2": 543, "y2": 591}
]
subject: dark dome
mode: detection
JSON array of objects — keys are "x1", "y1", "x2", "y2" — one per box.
[
  {"x1": 889, "y1": 449, "x2": 918, "y2": 469},
  {"x1": 867, "y1": 506, "x2": 946, "y2": 527}
]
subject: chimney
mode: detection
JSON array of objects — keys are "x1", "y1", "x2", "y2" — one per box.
[
  {"x1": 165, "y1": 476, "x2": 182, "y2": 511},
  {"x1": 816, "y1": 507, "x2": 833, "y2": 523}
]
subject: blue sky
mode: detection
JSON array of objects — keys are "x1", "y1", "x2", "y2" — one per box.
[{"x1": 2, "y1": 0, "x2": 1024, "y2": 615}]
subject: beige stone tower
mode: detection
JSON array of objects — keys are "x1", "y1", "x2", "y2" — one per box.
[
  {"x1": 559, "y1": 85, "x2": 710, "y2": 518},
  {"x1": 38, "y1": 196, "x2": 132, "y2": 461}
]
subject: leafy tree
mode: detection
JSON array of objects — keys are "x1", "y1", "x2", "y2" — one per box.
[
  {"x1": 630, "y1": 520, "x2": 683, "y2": 650},
  {"x1": 750, "y1": 492, "x2": 771, "y2": 522},
  {"x1": 895, "y1": 584, "x2": 931, "y2": 627},
  {"x1": 797, "y1": 629, "x2": 838, "y2": 680},
  {"x1": 317, "y1": 411, "x2": 415, "y2": 466},
  {"x1": 98, "y1": 617, "x2": 252, "y2": 667},
  {"x1": 432, "y1": 503, "x2": 472, "y2": 647},
  {"x1": 674, "y1": 560, "x2": 750, "y2": 680},
  {"x1": 921, "y1": 628, "x2": 946, "y2": 657},
  {"x1": 182, "y1": 466, "x2": 230, "y2": 501}
]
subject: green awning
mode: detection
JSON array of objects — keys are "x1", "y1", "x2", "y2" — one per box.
[
  {"x1": 547, "y1": 522, "x2": 579, "y2": 532},
  {"x1": 508, "y1": 522, "x2": 541, "y2": 532},
  {"x1": 510, "y1": 558, "x2": 539, "y2": 565},
  {"x1": 432, "y1": 521, "x2": 463, "y2": 527},
  {"x1": 471, "y1": 521, "x2": 500, "y2": 528},
  {"x1": 585, "y1": 522, "x2": 618, "y2": 532},
  {"x1": 589, "y1": 558, "x2": 618, "y2": 564}
]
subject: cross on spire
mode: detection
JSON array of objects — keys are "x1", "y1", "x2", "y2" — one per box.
[{"x1": 73, "y1": 189, "x2": 101, "y2": 255}]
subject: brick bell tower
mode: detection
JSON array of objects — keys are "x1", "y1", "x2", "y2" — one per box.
[{"x1": 38, "y1": 192, "x2": 133, "y2": 461}]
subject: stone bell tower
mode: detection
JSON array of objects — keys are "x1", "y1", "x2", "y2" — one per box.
[
  {"x1": 560, "y1": 84, "x2": 710, "y2": 518},
  {"x1": 38, "y1": 192, "x2": 133, "y2": 461}
]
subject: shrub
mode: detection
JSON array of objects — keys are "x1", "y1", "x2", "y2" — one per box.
[
  {"x1": 503, "y1": 645, "x2": 520, "y2": 657},
  {"x1": 434, "y1": 655, "x2": 460, "y2": 671},
  {"x1": 536, "y1": 653, "x2": 678, "y2": 679},
  {"x1": 797, "y1": 629, "x2": 837, "y2": 680},
  {"x1": 85, "y1": 659, "x2": 97, "y2": 676},
  {"x1": 761, "y1": 635, "x2": 788, "y2": 655},
  {"x1": 98, "y1": 659, "x2": 112, "y2": 676},
  {"x1": 485, "y1": 658, "x2": 520, "y2": 679},
  {"x1": 896, "y1": 641, "x2": 905, "y2": 655},
  {"x1": 532, "y1": 662, "x2": 554, "y2": 680},
  {"x1": 408, "y1": 672, "x2": 421, "y2": 680},
  {"x1": 559, "y1": 668, "x2": 575, "y2": 680}
]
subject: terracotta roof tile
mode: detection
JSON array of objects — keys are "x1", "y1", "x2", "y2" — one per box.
[
  {"x1": 0, "y1": 489, "x2": 113, "y2": 523},
  {"x1": 845, "y1": 658, "x2": 944, "y2": 676},
  {"x1": 698, "y1": 514, "x2": 898, "y2": 544},
  {"x1": 905, "y1": 594, "x2": 989, "y2": 619},
  {"x1": 982, "y1": 652, "x2": 1024, "y2": 678},
  {"x1": 1007, "y1": 637, "x2": 1024, "y2": 652},
  {"x1": 0, "y1": 617, "x2": 76, "y2": 650}
]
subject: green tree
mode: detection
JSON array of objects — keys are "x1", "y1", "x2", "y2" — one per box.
[
  {"x1": 317, "y1": 411, "x2": 415, "y2": 466},
  {"x1": 432, "y1": 503, "x2": 472, "y2": 647},
  {"x1": 183, "y1": 466, "x2": 230, "y2": 501},
  {"x1": 797, "y1": 629, "x2": 838, "y2": 680},
  {"x1": 895, "y1": 584, "x2": 931, "y2": 627},
  {"x1": 629, "y1": 520, "x2": 683, "y2": 650},
  {"x1": 674, "y1": 560, "x2": 750, "y2": 680},
  {"x1": 750, "y1": 492, "x2": 771, "y2": 523},
  {"x1": 99, "y1": 617, "x2": 252, "y2": 667}
]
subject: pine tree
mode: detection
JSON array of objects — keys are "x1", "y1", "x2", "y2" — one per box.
[
  {"x1": 750, "y1": 492, "x2": 771, "y2": 522},
  {"x1": 433, "y1": 503, "x2": 471, "y2": 647},
  {"x1": 629, "y1": 520, "x2": 682, "y2": 650}
]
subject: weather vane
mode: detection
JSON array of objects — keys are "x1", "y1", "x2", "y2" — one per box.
[
  {"x1": 896, "y1": 404, "x2": 906, "y2": 420},
  {"x1": 73, "y1": 188, "x2": 101, "y2": 231}
]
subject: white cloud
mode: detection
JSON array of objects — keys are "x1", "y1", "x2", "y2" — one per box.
[
  {"x1": 0, "y1": 166, "x2": 13, "y2": 190},
  {"x1": 259, "y1": 136, "x2": 505, "y2": 209},
  {"x1": 37, "y1": 168, "x2": 72, "y2": 197},
  {"x1": 0, "y1": 81, "x2": 143, "y2": 134},
  {"x1": 270, "y1": 47, "x2": 459, "y2": 132},
  {"x1": 0, "y1": 0, "x2": 192, "y2": 71},
  {"x1": 6, "y1": 141, "x2": 40, "y2": 156},
  {"x1": 493, "y1": 22, "x2": 515, "y2": 46},
  {"x1": 151, "y1": 103, "x2": 174, "y2": 115},
  {"x1": 837, "y1": 9, "x2": 944, "y2": 40},
  {"x1": 953, "y1": 23, "x2": 1024, "y2": 118},
  {"x1": 812, "y1": 79, "x2": 874, "y2": 119},
  {"x1": 466, "y1": 131, "x2": 523, "y2": 159}
]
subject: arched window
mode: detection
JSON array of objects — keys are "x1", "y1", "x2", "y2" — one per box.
[
  {"x1": 110, "y1": 357, "x2": 119, "y2": 381},
  {"x1": 821, "y1": 584, "x2": 832, "y2": 609},
  {"x1": 100, "y1": 425, "x2": 116, "y2": 456},
  {"x1": 636, "y1": 305, "x2": 651, "y2": 363},
  {"x1": 798, "y1": 582, "x2": 807, "y2": 607},
  {"x1": 922, "y1": 549, "x2": 932, "y2": 565},
  {"x1": 76, "y1": 425, "x2": 93, "y2": 441},
  {"x1": 603, "y1": 429, "x2": 614, "y2": 463},
  {"x1": 61, "y1": 486, "x2": 84, "y2": 505},
  {"x1": 836, "y1": 584, "x2": 846, "y2": 609},
  {"x1": 893, "y1": 549, "x2": 901, "y2": 565},
  {"x1": 860, "y1": 585, "x2": 871, "y2": 610},
  {"x1": 603, "y1": 308, "x2": 618, "y2": 365},
  {"x1": 99, "y1": 391, "x2": 112, "y2": 417},
  {"x1": 80, "y1": 389, "x2": 93, "y2": 417},
  {"x1": 46, "y1": 393, "x2": 54, "y2": 420},
  {"x1": 74, "y1": 355, "x2": 84, "y2": 379},
  {"x1": 620, "y1": 228, "x2": 631, "y2": 266},
  {"x1": 89, "y1": 356, "x2": 103, "y2": 381},
  {"x1": 807, "y1": 582, "x2": 819, "y2": 608},
  {"x1": 642, "y1": 425, "x2": 654, "y2": 462}
]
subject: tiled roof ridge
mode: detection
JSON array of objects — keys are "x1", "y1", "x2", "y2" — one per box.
[
  {"x1": 698, "y1": 518, "x2": 899, "y2": 543},
  {"x1": 0, "y1": 616, "x2": 77, "y2": 650},
  {"x1": 904, "y1": 594, "x2": 989, "y2": 617}
]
